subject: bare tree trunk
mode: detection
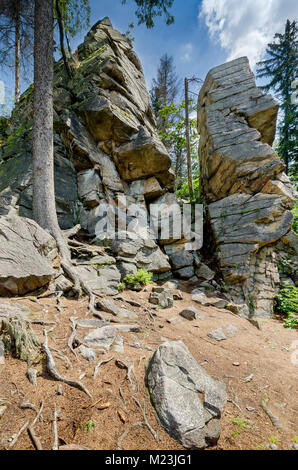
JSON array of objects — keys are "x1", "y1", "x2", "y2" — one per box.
[
  {"x1": 15, "y1": 0, "x2": 21, "y2": 103},
  {"x1": 185, "y1": 78, "x2": 194, "y2": 200}
]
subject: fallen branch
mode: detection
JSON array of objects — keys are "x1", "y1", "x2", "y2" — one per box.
[
  {"x1": 7, "y1": 420, "x2": 30, "y2": 449},
  {"x1": 52, "y1": 404, "x2": 59, "y2": 451},
  {"x1": 28, "y1": 402, "x2": 44, "y2": 451},
  {"x1": 67, "y1": 317, "x2": 79, "y2": 360},
  {"x1": 42, "y1": 329, "x2": 92, "y2": 399},
  {"x1": 93, "y1": 356, "x2": 114, "y2": 380},
  {"x1": 132, "y1": 396, "x2": 159, "y2": 441}
]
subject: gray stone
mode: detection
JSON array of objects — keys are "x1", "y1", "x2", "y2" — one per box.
[
  {"x1": 175, "y1": 266, "x2": 195, "y2": 279},
  {"x1": 73, "y1": 264, "x2": 121, "y2": 296},
  {"x1": 225, "y1": 325, "x2": 239, "y2": 337},
  {"x1": 96, "y1": 298, "x2": 138, "y2": 320},
  {"x1": 112, "y1": 335, "x2": 124, "y2": 354},
  {"x1": 0, "y1": 302, "x2": 31, "y2": 321},
  {"x1": 84, "y1": 326, "x2": 116, "y2": 349},
  {"x1": 196, "y1": 264, "x2": 215, "y2": 281},
  {"x1": 179, "y1": 306, "x2": 201, "y2": 321},
  {"x1": 0, "y1": 216, "x2": 56, "y2": 296},
  {"x1": 208, "y1": 328, "x2": 227, "y2": 341},
  {"x1": 27, "y1": 368, "x2": 38, "y2": 385},
  {"x1": 78, "y1": 345, "x2": 97, "y2": 362},
  {"x1": 149, "y1": 288, "x2": 174, "y2": 309},
  {"x1": 146, "y1": 341, "x2": 226, "y2": 449}
]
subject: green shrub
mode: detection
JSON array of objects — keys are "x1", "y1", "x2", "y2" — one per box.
[
  {"x1": 292, "y1": 202, "x2": 298, "y2": 234},
  {"x1": 123, "y1": 269, "x2": 153, "y2": 288},
  {"x1": 276, "y1": 284, "x2": 298, "y2": 329}
]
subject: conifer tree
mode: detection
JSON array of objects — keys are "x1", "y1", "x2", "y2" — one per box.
[{"x1": 257, "y1": 20, "x2": 298, "y2": 175}]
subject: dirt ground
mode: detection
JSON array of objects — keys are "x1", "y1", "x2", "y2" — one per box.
[{"x1": 0, "y1": 281, "x2": 297, "y2": 451}]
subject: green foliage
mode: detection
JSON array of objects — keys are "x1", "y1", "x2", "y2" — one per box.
[
  {"x1": 123, "y1": 269, "x2": 153, "y2": 288},
  {"x1": 231, "y1": 417, "x2": 251, "y2": 431},
  {"x1": 268, "y1": 436, "x2": 279, "y2": 444},
  {"x1": 54, "y1": 0, "x2": 90, "y2": 38},
  {"x1": 257, "y1": 20, "x2": 298, "y2": 173},
  {"x1": 158, "y1": 101, "x2": 200, "y2": 199},
  {"x1": 118, "y1": 282, "x2": 126, "y2": 293},
  {"x1": 276, "y1": 283, "x2": 298, "y2": 329},
  {"x1": 84, "y1": 420, "x2": 97, "y2": 432},
  {"x1": 122, "y1": 0, "x2": 175, "y2": 29}
]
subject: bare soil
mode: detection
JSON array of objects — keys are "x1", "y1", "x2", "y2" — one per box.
[{"x1": 0, "y1": 281, "x2": 297, "y2": 451}]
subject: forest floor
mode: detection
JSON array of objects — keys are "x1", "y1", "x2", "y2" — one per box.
[{"x1": 0, "y1": 281, "x2": 297, "y2": 451}]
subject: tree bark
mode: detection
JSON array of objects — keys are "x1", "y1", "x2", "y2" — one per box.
[
  {"x1": 14, "y1": 0, "x2": 21, "y2": 103},
  {"x1": 33, "y1": 0, "x2": 61, "y2": 241},
  {"x1": 185, "y1": 78, "x2": 194, "y2": 200}
]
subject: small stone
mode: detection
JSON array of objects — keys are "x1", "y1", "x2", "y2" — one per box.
[
  {"x1": 112, "y1": 336, "x2": 124, "y2": 354},
  {"x1": 243, "y1": 374, "x2": 254, "y2": 383},
  {"x1": 246, "y1": 406, "x2": 255, "y2": 412},
  {"x1": 56, "y1": 384, "x2": 63, "y2": 395},
  {"x1": 249, "y1": 318, "x2": 262, "y2": 330},
  {"x1": 0, "y1": 404, "x2": 8, "y2": 418},
  {"x1": 27, "y1": 368, "x2": 38, "y2": 386},
  {"x1": 78, "y1": 345, "x2": 97, "y2": 362},
  {"x1": 167, "y1": 317, "x2": 183, "y2": 324},
  {"x1": 225, "y1": 324, "x2": 239, "y2": 337},
  {"x1": 196, "y1": 263, "x2": 215, "y2": 281},
  {"x1": 290, "y1": 443, "x2": 298, "y2": 450},
  {"x1": 179, "y1": 306, "x2": 201, "y2": 321},
  {"x1": 267, "y1": 443, "x2": 279, "y2": 450},
  {"x1": 233, "y1": 362, "x2": 240, "y2": 367},
  {"x1": 208, "y1": 328, "x2": 227, "y2": 341}
]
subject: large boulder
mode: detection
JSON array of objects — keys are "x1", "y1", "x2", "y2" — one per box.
[
  {"x1": 0, "y1": 216, "x2": 56, "y2": 295},
  {"x1": 146, "y1": 341, "x2": 226, "y2": 449}
]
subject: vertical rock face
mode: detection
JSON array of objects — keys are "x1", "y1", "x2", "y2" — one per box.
[{"x1": 198, "y1": 57, "x2": 297, "y2": 318}]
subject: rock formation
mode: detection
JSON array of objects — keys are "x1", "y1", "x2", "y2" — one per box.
[
  {"x1": 0, "y1": 17, "x2": 203, "y2": 295},
  {"x1": 198, "y1": 57, "x2": 297, "y2": 318}
]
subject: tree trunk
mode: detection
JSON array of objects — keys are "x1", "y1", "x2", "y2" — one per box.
[
  {"x1": 14, "y1": 0, "x2": 21, "y2": 103},
  {"x1": 185, "y1": 78, "x2": 194, "y2": 200},
  {"x1": 55, "y1": 0, "x2": 73, "y2": 79},
  {"x1": 33, "y1": 0, "x2": 61, "y2": 242}
]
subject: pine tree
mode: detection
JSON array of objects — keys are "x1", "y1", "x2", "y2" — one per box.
[
  {"x1": 150, "y1": 53, "x2": 181, "y2": 134},
  {"x1": 0, "y1": 0, "x2": 34, "y2": 103},
  {"x1": 257, "y1": 20, "x2": 298, "y2": 175}
]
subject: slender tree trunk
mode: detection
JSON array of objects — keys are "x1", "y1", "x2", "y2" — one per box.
[
  {"x1": 65, "y1": 30, "x2": 72, "y2": 57},
  {"x1": 55, "y1": 0, "x2": 73, "y2": 79},
  {"x1": 185, "y1": 78, "x2": 194, "y2": 200},
  {"x1": 14, "y1": 0, "x2": 21, "y2": 103},
  {"x1": 33, "y1": 0, "x2": 61, "y2": 240}
]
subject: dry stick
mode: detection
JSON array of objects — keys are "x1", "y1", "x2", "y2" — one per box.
[
  {"x1": 68, "y1": 317, "x2": 79, "y2": 360},
  {"x1": 116, "y1": 360, "x2": 137, "y2": 391},
  {"x1": 93, "y1": 356, "x2": 114, "y2": 380},
  {"x1": 42, "y1": 329, "x2": 92, "y2": 399},
  {"x1": 117, "y1": 422, "x2": 144, "y2": 450},
  {"x1": 28, "y1": 402, "x2": 44, "y2": 451},
  {"x1": 52, "y1": 404, "x2": 59, "y2": 451},
  {"x1": 50, "y1": 347, "x2": 72, "y2": 369},
  {"x1": 55, "y1": 291, "x2": 63, "y2": 313},
  {"x1": 261, "y1": 397, "x2": 285, "y2": 430},
  {"x1": 7, "y1": 420, "x2": 30, "y2": 449},
  {"x1": 132, "y1": 396, "x2": 159, "y2": 441}
]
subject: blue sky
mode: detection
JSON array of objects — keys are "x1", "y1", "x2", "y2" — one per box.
[{"x1": 1, "y1": 0, "x2": 297, "y2": 107}]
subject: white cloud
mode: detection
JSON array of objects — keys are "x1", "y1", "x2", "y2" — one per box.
[
  {"x1": 199, "y1": 0, "x2": 298, "y2": 67},
  {"x1": 180, "y1": 43, "x2": 193, "y2": 62}
]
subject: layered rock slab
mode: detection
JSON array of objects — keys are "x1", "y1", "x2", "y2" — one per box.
[
  {"x1": 198, "y1": 57, "x2": 297, "y2": 317},
  {"x1": 0, "y1": 216, "x2": 56, "y2": 295}
]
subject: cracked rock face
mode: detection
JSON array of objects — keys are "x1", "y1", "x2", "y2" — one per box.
[
  {"x1": 198, "y1": 57, "x2": 297, "y2": 318},
  {"x1": 146, "y1": 341, "x2": 226, "y2": 449},
  {"x1": 0, "y1": 216, "x2": 56, "y2": 295}
]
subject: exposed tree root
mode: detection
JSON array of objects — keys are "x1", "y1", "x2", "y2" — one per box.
[
  {"x1": 132, "y1": 396, "x2": 159, "y2": 441},
  {"x1": 261, "y1": 396, "x2": 286, "y2": 430},
  {"x1": 28, "y1": 402, "x2": 44, "y2": 451},
  {"x1": 52, "y1": 404, "x2": 59, "y2": 451},
  {"x1": 116, "y1": 359, "x2": 137, "y2": 391},
  {"x1": 93, "y1": 356, "x2": 114, "y2": 380},
  {"x1": 7, "y1": 420, "x2": 30, "y2": 449},
  {"x1": 117, "y1": 422, "x2": 144, "y2": 450},
  {"x1": 42, "y1": 329, "x2": 92, "y2": 399}
]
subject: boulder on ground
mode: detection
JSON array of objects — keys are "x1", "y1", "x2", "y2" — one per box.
[{"x1": 146, "y1": 341, "x2": 226, "y2": 449}]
